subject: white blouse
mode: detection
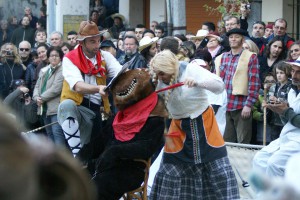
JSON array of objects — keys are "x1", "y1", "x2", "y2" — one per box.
[{"x1": 157, "y1": 60, "x2": 225, "y2": 119}]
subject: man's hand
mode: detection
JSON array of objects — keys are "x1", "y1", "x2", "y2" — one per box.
[
  {"x1": 267, "y1": 101, "x2": 289, "y2": 115},
  {"x1": 98, "y1": 85, "x2": 108, "y2": 96},
  {"x1": 241, "y1": 105, "x2": 251, "y2": 119},
  {"x1": 36, "y1": 97, "x2": 43, "y2": 106},
  {"x1": 19, "y1": 86, "x2": 29, "y2": 94}
]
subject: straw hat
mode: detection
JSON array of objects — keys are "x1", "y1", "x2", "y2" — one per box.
[
  {"x1": 190, "y1": 29, "x2": 209, "y2": 40},
  {"x1": 76, "y1": 21, "x2": 107, "y2": 41},
  {"x1": 139, "y1": 36, "x2": 159, "y2": 52},
  {"x1": 286, "y1": 57, "x2": 300, "y2": 67},
  {"x1": 111, "y1": 13, "x2": 125, "y2": 22}
]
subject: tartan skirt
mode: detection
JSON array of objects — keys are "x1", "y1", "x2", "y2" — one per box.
[{"x1": 149, "y1": 156, "x2": 240, "y2": 200}]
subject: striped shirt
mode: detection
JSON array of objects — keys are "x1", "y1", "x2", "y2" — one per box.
[{"x1": 219, "y1": 50, "x2": 260, "y2": 111}]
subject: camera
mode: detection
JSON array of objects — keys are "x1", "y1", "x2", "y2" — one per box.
[
  {"x1": 23, "y1": 93, "x2": 30, "y2": 98},
  {"x1": 5, "y1": 50, "x2": 13, "y2": 56},
  {"x1": 246, "y1": 4, "x2": 251, "y2": 10}
]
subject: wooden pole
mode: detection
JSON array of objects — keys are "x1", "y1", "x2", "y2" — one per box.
[{"x1": 263, "y1": 85, "x2": 267, "y2": 146}]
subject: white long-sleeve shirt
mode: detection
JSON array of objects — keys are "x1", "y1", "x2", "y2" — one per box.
[
  {"x1": 62, "y1": 50, "x2": 122, "y2": 105},
  {"x1": 157, "y1": 60, "x2": 225, "y2": 119}
]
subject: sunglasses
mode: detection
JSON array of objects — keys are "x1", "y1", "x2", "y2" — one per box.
[{"x1": 20, "y1": 48, "x2": 30, "y2": 52}]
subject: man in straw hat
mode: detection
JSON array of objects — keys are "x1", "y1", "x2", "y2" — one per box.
[
  {"x1": 253, "y1": 58, "x2": 300, "y2": 177},
  {"x1": 214, "y1": 28, "x2": 260, "y2": 144},
  {"x1": 58, "y1": 21, "x2": 122, "y2": 159}
]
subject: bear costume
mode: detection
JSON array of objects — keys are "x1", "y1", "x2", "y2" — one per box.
[{"x1": 92, "y1": 69, "x2": 168, "y2": 200}]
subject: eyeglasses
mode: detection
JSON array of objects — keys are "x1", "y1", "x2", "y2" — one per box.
[
  {"x1": 49, "y1": 54, "x2": 60, "y2": 58},
  {"x1": 20, "y1": 48, "x2": 30, "y2": 52},
  {"x1": 264, "y1": 80, "x2": 276, "y2": 84}
]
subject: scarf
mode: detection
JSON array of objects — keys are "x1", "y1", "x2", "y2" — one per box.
[
  {"x1": 65, "y1": 45, "x2": 106, "y2": 76},
  {"x1": 113, "y1": 92, "x2": 158, "y2": 142}
]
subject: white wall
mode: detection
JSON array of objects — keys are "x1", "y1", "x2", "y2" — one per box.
[
  {"x1": 262, "y1": 0, "x2": 283, "y2": 23},
  {"x1": 150, "y1": 0, "x2": 165, "y2": 24},
  {"x1": 119, "y1": 0, "x2": 130, "y2": 27},
  {"x1": 54, "y1": 0, "x2": 89, "y2": 40}
]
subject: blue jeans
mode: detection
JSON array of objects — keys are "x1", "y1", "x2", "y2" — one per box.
[{"x1": 43, "y1": 114, "x2": 66, "y2": 147}]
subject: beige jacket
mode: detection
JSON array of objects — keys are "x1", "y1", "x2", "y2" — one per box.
[{"x1": 33, "y1": 63, "x2": 63, "y2": 116}]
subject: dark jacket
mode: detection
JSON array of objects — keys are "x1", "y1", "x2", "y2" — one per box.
[
  {"x1": 0, "y1": 60, "x2": 26, "y2": 99},
  {"x1": 118, "y1": 52, "x2": 147, "y2": 69},
  {"x1": 110, "y1": 24, "x2": 125, "y2": 39},
  {"x1": 3, "y1": 88, "x2": 38, "y2": 130},
  {"x1": 0, "y1": 28, "x2": 13, "y2": 47},
  {"x1": 11, "y1": 25, "x2": 35, "y2": 47},
  {"x1": 25, "y1": 61, "x2": 37, "y2": 95}
]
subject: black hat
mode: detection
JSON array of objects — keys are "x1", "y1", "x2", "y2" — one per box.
[
  {"x1": 100, "y1": 40, "x2": 117, "y2": 50},
  {"x1": 226, "y1": 28, "x2": 249, "y2": 37}
]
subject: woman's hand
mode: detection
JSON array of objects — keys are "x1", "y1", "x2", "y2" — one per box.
[{"x1": 184, "y1": 77, "x2": 197, "y2": 88}]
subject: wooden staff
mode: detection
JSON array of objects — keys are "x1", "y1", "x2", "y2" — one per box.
[
  {"x1": 23, "y1": 121, "x2": 58, "y2": 134},
  {"x1": 263, "y1": 85, "x2": 267, "y2": 146}
]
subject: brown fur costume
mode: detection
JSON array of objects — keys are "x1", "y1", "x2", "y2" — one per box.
[
  {"x1": 92, "y1": 69, "x2": 167, "y2": 200},
  {"x1": 0, "y1": 107, "x2": 96, "y2": 200}
]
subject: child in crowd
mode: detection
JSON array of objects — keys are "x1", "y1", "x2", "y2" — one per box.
[
  {"x1": 252, "y1": 73, "x2": 276, "y2": 145},
  {"x1": 268, "y1": 61, "x2": 292, "y2": 140}
]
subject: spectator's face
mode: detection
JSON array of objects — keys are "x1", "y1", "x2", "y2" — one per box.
[
  {"x1": 150, "y1": 22, "x2": 157, "y2": 32},
  {"x1": 143, "y1": 32, "x2": 155, "y2": 38},
  {"x1": 207, "y1": 37, "x2": 219, "y2": 49},
  {"x1": 269, "y1": 41, "x2": 283, "y2": 58},
  {"x1": 48, "y1": 50, "x2": 61, "y2": 66},
  {"x1": 32, "y1": 56, "x2": 40, "y2": 65},
  {"x1": 18, "y1": 43, "x2": 31, "y2": 58},
  {"x1": 276, "y1": 68, "x2": 288, "y2": 84},
  {"x1": 24, "y1": 7, "x2": 31, "y2": 15},
  {"x1": 37, "y1": 46, "x2": 47, "y2": 61},
  {"x1": 264, "y1": 75, "x2": 276, "y2": 89},
  {"x1": 273, "y1": 21, "x2": 287, "y2": 36},
  {"x1": 21, "y1": 16, "x2": 30, "y2": 26},
  {"x1": 114, "y1": 18, "x2": 121, "y2": 26},
  {"x1": 242, "y1": 42, "x2": 250, "y2": 51},
  {"x1": 201, "y1": 25, "x2": 209, "y2": 32},
  {"x1": 124, "y1": 38, "x2": 137, "y2": 56},
  {"x1": 80, "y1": 35, "x2": 101, "y2": 58},
  {"x1": 155, "y1": 29, "x2": 163, "y2": 38},
  {"x1": 0, "y1": 21, "x2": 8, "y2": 30},
  {"x1": 225, "y1": 18, "x2": 239, "y2": 32},
  {"x1": 61, "y1": 45, "x2": 70, "y2": 55},
  {"x1": 135, "y1": 28, "x2": 145, "y2": 41},
  {"x1": 50, "y1": 33, "x2": 63, "y2": 47},
  {"x1": 252, "y1": 23, "x2": 265, "y2": 38},
  {"x1": 5, "y1": 44, "x2": 15, "y2": 58},
  {"x1": 35, "y1": 31, "x2": 47, "y2": 43},
  {"x1": 229, "y1": 34, "x2": 243, "y2": 49},
  {"x1": 117, "y1": 39, "x2": 124, "y2": 51},
  {"x1": 290, "y1": 44, "x2": 300, "y2": 61},
  {"x1": 149, "y1": 43, "x2": 157, "y2": 57},
  {"x1": 91, "y1": 12, "x2": 99, "y2": 22},
  {"x1": 67, "y1": 34, "x2": 77, "y2": 47},
  {"x1": 264, "y1": 28, "x2": 273, "y2": 38},
  {"x1": 291, "y1": 65, "x2": 300, "y2": 88}
]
